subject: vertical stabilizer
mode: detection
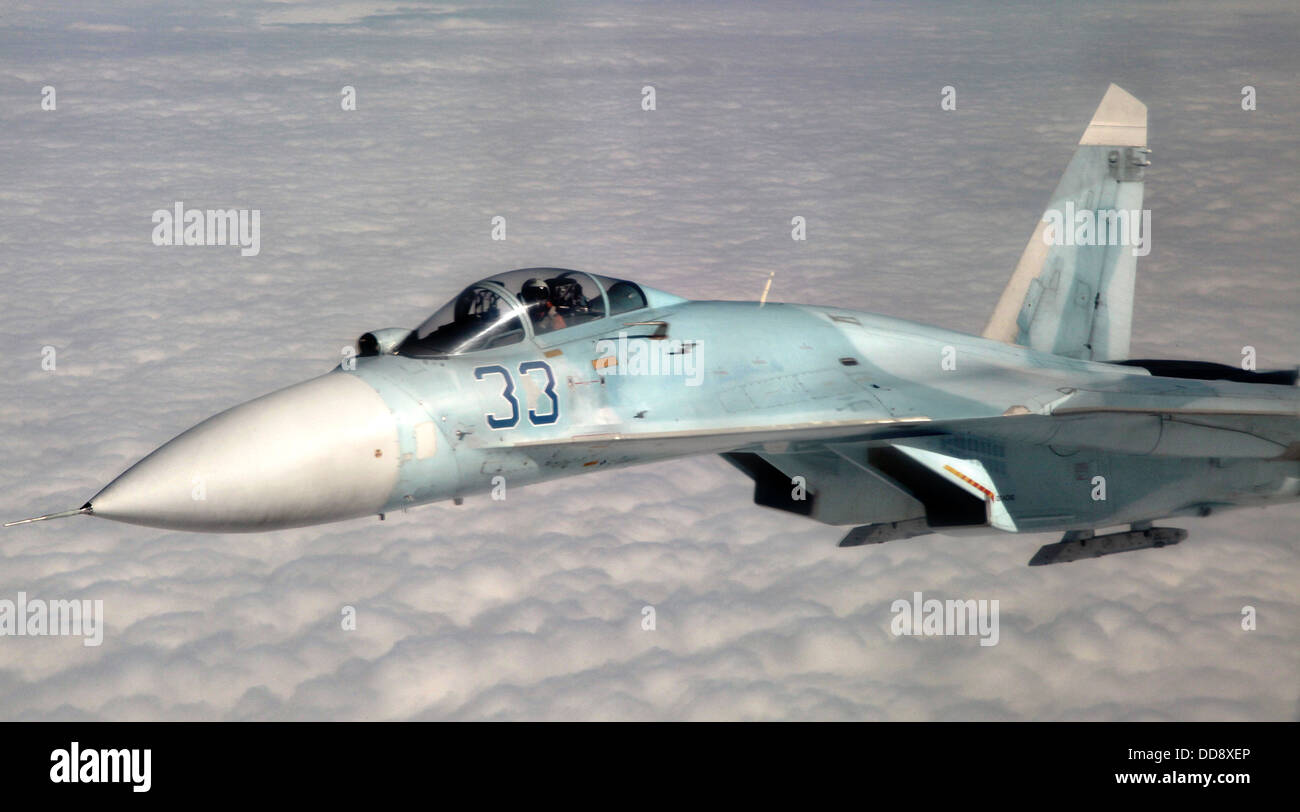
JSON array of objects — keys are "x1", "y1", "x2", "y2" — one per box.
[{"x1": 982, "y1": 85, "x2": 1149, "y2": 360}]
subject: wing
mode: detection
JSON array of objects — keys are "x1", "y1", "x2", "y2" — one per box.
[
  {"x1": 996, "y1": 382, "x2": 1300, "y2": 459},
  {"x1": 515, "y1": 373, "x2": 1300, "y2": 470},
  {"x1": 508, "y1": 372, "x2": 1297, "y2": 535}
]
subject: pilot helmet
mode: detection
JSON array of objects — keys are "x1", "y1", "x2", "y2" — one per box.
[
  {"x1": 549, "y1": 277, "x2": 582, "y2": 310},
  {"x1": 520, "y1": 278, "x2": 550, "y2": 306}
]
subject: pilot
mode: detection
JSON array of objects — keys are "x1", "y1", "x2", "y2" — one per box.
[{"x1": 520, "y1": 278, "x2": 566, "y2": 332}]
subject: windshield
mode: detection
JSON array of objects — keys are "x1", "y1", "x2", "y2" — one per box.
[{"x1": 397, "y1": 283, "x2": 527, "y2": 357}]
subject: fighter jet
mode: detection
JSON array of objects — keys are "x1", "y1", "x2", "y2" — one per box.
[{"x1": 9, "y1": 85, "x2": 1300, "y2": 565}]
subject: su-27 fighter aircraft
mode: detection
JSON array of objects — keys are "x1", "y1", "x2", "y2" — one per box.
[{"x1": 8, "y1": 85, "x2": 1300, "y2": 565}]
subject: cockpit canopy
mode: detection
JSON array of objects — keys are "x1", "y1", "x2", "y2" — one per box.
[{"x1": 396, "y1": 268, "x2": 650, "y2": 358}]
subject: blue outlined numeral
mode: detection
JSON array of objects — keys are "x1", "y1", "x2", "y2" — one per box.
[
  {"x1": 518, "y1": 361, "x2": 559, "y2": 425},
  {"x1": 473, "y1": 361, "x2": 560, "y2": 429},
  {"x1": 474, "y1": 364, "x2": 518, "y2": 429}
]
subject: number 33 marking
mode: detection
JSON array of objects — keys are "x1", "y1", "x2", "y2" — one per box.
[{"x1": 474, "y1": 361, "x2": 559, "y2": 429}]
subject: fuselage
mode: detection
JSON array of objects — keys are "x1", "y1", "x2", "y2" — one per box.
[{"x1": 85, "y1": 297, "x2": 1300, "y2": 533}]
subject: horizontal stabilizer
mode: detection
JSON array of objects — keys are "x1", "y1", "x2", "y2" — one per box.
[{"x1": 1115, "y1": 359, "x2": 1300, "y2": 386}]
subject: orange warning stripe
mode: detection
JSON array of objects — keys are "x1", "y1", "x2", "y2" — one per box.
[{"x1": 943, "y1": 464, "x2": 995, "y2": 502}]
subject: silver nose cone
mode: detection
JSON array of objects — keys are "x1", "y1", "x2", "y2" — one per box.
[{"x1": 90, "y1": 373, "x2": 400, "y2": 532}]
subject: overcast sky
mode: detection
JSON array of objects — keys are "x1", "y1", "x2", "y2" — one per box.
[{"x1": 1, "y1": 0, "x2": 1297, "y2": 720}]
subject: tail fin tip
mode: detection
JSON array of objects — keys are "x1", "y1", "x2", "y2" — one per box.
[{"x1": 1079, "y1": 84, "x2": 1147, "y2": 147}]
